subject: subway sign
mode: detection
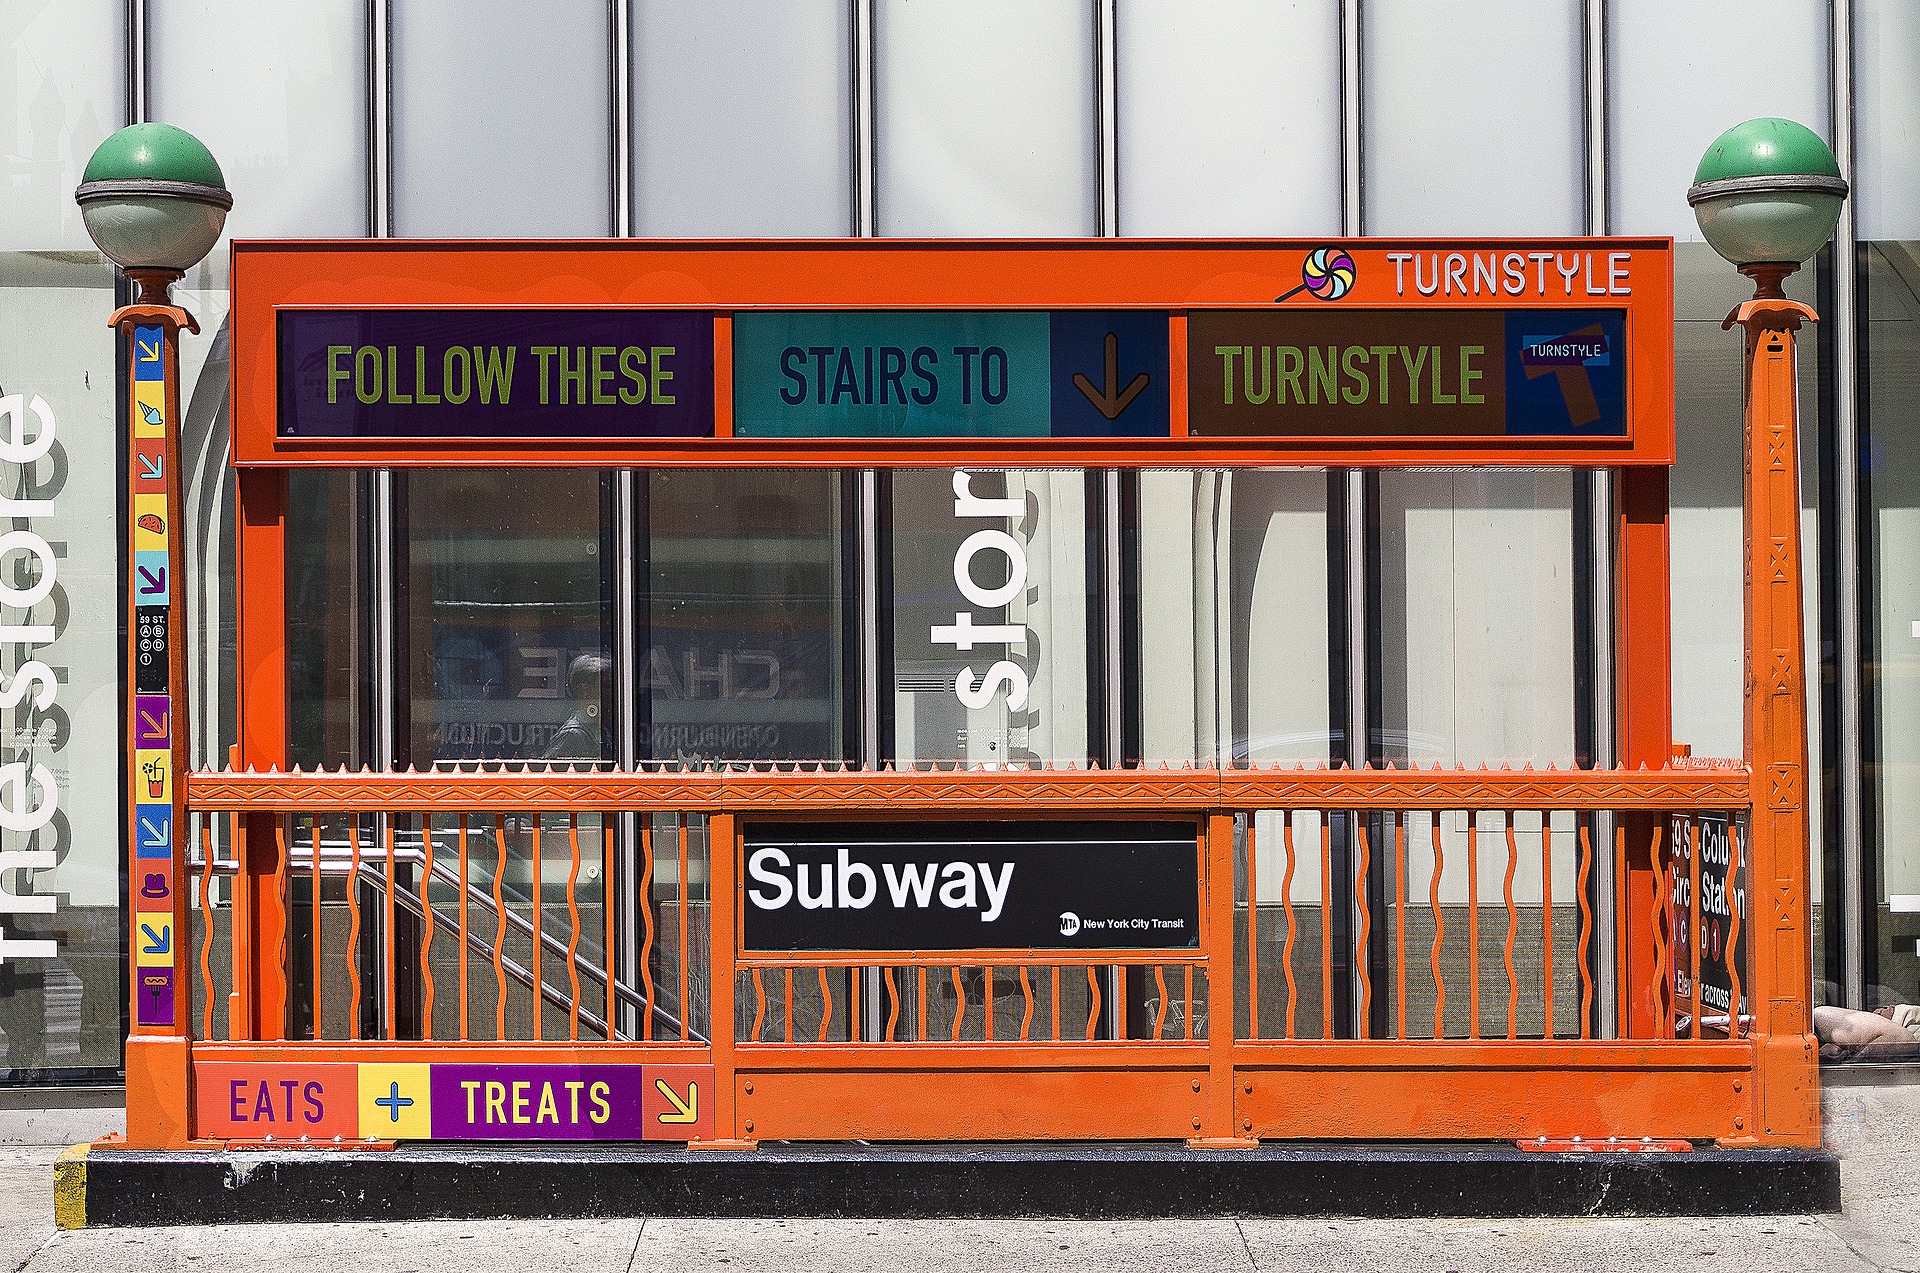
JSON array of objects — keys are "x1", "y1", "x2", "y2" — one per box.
[
  {"x1": 741, "y1": 821, "x2": 1201, "y2": 953},
  {"x1": 235, "y1": 239, "x2": 1673, "y2": 466}
]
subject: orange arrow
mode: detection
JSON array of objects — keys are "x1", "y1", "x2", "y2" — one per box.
[
  {"x1": 1073, "y1": 332, "x2": 1150, "y2": 421},
  {"x1": 655, "y1": 1077, "x2": 698, "y2": 1124}
]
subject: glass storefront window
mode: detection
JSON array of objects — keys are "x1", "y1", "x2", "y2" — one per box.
[
  {"x1": 0, "y1": 252, "x2": 124, "y2": 1074},
  {"x1": 889, "y1": 469, "x2": 1093, "y2": 766},
  {"x1": 1864, "y1": 241, "x2": 1920, "y2": 1026},
  {"x1": 645, "y1": 469, "x2": 847, "y2": 765},
  {"x1": 403, "y1": 470, "x2": 613, "y2": 768},
  {"x1": 1135, "y1": 469, "x2": 1333, "y2": 764}
]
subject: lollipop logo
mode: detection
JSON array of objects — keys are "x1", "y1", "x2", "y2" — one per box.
[{"x1": 1275, "y1": 247, "x2": 1357, "y2": 303}]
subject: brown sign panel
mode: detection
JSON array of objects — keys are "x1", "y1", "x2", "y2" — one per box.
[{"x1": 1188, "y1": 308, "x2": 1626, "y2": 440}]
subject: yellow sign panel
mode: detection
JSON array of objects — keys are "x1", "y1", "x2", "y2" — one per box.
[
  {"x1": 135, "y1": 919, "x2": 173, "y2": 966},
  {"x1": 133, "y1": 494, "x2": 168, "y2": 549},
  {"x1": 133, "y1": 381, "x2": 166, "y2": 437},
  {"x1": 358, "y1": 1063, "x2": 432, "y2": 1140},
  {"x1": 135, "y1": 750, "x2": 171, "y2": 803}
]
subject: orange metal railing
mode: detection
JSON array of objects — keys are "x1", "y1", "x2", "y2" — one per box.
[{"x1": 173, "y1": 761, "x2": 1772, "y2": 1145}]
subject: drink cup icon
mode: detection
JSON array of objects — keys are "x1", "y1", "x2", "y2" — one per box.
[{"x1": 143, "y1": 755, "x2": 167, "y2": 799}]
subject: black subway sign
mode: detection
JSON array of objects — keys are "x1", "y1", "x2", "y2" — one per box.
[{"x1": 741, "y1": 820, "x2": 1200, "y2": 953}]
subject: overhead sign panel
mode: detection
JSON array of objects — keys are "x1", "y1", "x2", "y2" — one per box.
[
  {"x1": 234, "y1": 240, "x2": 1674, "y2": 466},
  {"x1": 277, "y1": 308, "x2": 714, "y2": 438},
  {"x1": 732, "y1": 310, "x2": 1168, "y2": 438}
]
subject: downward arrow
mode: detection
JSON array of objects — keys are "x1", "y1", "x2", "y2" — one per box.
[
  {"x1": 1073, "y1": 332, "x2": 1150, "y2": 421},
  {"x1": 138, "y1": 454, "x2": 164, "y2": 480},
  {"x1": 654, "y1": 1077, "x2": 698, "y2": 1124}
]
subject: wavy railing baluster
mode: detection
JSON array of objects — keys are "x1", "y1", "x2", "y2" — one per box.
[
  {"x1": 1281, "y1": 816, "x2": 1299, "y2": 1039},
  {"x1": 750, "y1": 967, "x2": 766, "y2": 1042},
  {"x1": 818, "y1": 967, "x2": 834, "y2": 1043},
  {"x1": 1577, "y1": 820, "x2": 1594, "y2": 1040},
  {"x1": 639, "y1": 818, "x2": 655, "y2": 1041},
  {"x1": 1503, "y1": 822, "x2": 1519, "y2": 1041},
  {"x1": 491, "y1": 822, "x2": 509, "y2": 1039},
  {"x1": 1018, "y1": 967, "x2": 1034, "y2": 1041},
  {"x1": 199, "y1": 817, "x2": 217, "y2": 1040},
  {"x1": 1084, "y1": 965, "x2": 1101, "y2": 1041},
  {"x1": 1649, "y1": 821, "x2": 1669, "y2": 1040},
  {"x1": 1726, "y1": 820, "x2": 1744, "y2": 1034},
  {"x1": 1429, "y1": 815, "x2": 1446, "y2": 1039},
  {"x1": 420, "y1": 815, "x2": 435, "y2": 1034},
  {"x1": 566, "y1": 814, "x2": 583, "y2": 1041},
  {"x1": 346, "y1": 818, "x2": 363, "y2": 1041},
  {"x1": 951, "y1": 967, "x2": 967, "y2": 1043},
  {"x1": 1153, "y1": 966, "x2": 1169, "y2": 1041},
  {"x1": 1355, "y1": 817, "x2": 1372, "y2": 1037}
]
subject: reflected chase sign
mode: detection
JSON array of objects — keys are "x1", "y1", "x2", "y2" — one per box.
[
  {"x1": 277, "y1": 308, "x2": 714, "y2": 438},
  {"x1": 741, "y1": 821, "x2": 1200, "y2": 952}
]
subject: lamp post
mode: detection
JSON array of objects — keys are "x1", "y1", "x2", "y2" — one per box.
[
  {"x1": 75, "y1": 124, "x2": 229, "y2": 1130},
  {"x1": 1688, "y1": 118, "x2": 1845, "y2": 1147}
]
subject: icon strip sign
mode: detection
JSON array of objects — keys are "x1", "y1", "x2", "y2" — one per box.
[
  {"x1": 131, "y1": 325, "x2": 175, "y2": 1028},
  {"x1": 192, "y1": 1062, "x2": 716, "y2": 1142}
]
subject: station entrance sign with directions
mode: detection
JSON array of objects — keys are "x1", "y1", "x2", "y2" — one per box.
[{"x1": 235, "y1": 239, "x2": 1673, "y2": 469}]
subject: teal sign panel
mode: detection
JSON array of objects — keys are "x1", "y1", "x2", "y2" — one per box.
[{"x1": 733, "y1": 310, "x2": 1169, "y2": 438}]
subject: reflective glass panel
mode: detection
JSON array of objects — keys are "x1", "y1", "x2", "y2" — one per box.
[
  {"x1": 403, "y1": 470, "x2": 613, "y2": 767},
  {"x1": 890, "y1": 469, "x2": 1092, "y2": 765},
  {"x1": 645, "y1": 469, "x2": 847, "y2": 764}
]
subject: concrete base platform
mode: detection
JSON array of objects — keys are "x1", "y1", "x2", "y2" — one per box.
[{"x1": 64, "y1": 1141, "x2": 1839, "y2": 1226}]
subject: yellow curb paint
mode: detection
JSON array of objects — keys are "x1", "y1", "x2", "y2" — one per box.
[{"x1": 53, "y1": 1143, "x2": 88, "y2": 1230}]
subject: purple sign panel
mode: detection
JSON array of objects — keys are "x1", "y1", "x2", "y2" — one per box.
[
  {"x1": 428, "y1": 1064, "x2": 651, "y2": 1140},
  {"x1": 278, "y1": 309, "x2": 714, "y2": 438}
]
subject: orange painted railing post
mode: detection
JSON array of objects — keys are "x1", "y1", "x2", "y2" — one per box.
[
  {"x1": 1725, "y1": 268, "x2": 1820, "y2": 1147},
  {"x1": 698, "y1": 811, "x2": 753, "y2": 1148},
  {"x1": 1192, "y1": 811, "x2": 1253, "y2": 1147}
]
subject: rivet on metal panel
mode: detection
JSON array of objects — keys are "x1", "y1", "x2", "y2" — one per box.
[
  {"x1": 744, "y1": 1120, "x2": 754, "y2": 1133},
  {"x1": 1192, "y1": 1118, "x2": 1202, "y2": 1130},
  {"x1": 1734, "y1": 1117, "x2": 1745, "y2": 1130},
  {"x1": 1733, "y1": 1079, "x2": 1743, "y2": 1092},
  {"x1": 1191, "y1": 1080, "x2": 1201, "y2": 1093},
  {"x1": 744, "y1": 1081, "x2": 753, "y2": 1095},
  {"x1": 1243, "y1": 1083, "x2": 1253, "y2": 1094},
  {"x1": 1243, "y1": 1119, "x2": 1253, "y2": 1131}
]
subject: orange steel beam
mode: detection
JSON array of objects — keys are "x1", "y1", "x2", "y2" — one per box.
[
  {"x1": 185, "y1": 766, "x2": 1752, "y2": 814},
  {"x1": 1724, "y1": 279, "x2": 1821, "y2": 1147}
]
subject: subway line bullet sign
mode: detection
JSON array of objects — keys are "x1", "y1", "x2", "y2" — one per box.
[{"x1": 193, "y1": 1062, "x2": 715, "y2": 1142}]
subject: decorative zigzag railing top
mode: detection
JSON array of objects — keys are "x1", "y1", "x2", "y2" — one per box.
[{"x1": 185, "y1": 761, "x2": 1754, "y2": 813}]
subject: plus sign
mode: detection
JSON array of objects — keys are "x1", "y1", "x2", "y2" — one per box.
[{"x1": 375, "y1": 1081, "x2": 413, "y2": 1123}]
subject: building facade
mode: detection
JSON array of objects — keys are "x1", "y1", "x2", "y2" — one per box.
[{"x1": 1, "y1": 0, "x2": 1916, "y2": 1081}]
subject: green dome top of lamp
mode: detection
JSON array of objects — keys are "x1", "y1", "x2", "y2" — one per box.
[
  {"x1": 1687, "y1": 118, "x2": 1846, "y2": 294},
  {"x1": 74, "y1": 122, "x2": 232, "y2": 304}
]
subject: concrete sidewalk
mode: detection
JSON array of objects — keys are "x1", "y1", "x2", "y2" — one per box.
[{"x1": 3, "y1": 1084, "x2": 1914, "y2": 1272}]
